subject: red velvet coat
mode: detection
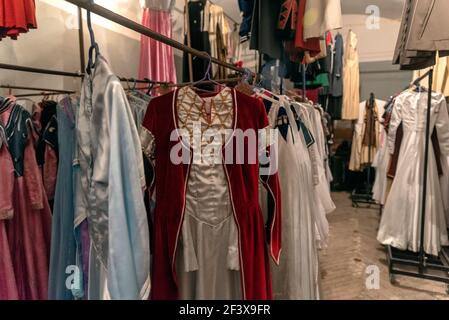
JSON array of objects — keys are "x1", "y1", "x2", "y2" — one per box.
[{"x1": 142, "y1": 88, "x2": 282, "y2": 300}]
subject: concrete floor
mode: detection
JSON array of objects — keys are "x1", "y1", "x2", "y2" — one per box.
[{"x1": 319, "y1": 192, "x2": 449, "y2": 300}]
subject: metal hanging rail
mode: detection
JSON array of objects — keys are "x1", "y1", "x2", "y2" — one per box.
[
  {"x1": 64, "y1": 0, "x2": 246, "y2": 74},
  {"x1": 14, "y1": 92, "x2": 76, "y2": 98},
  {"x1": 0, "y1": 63, "x2": 169, "y2": 85},
  {"x1": 0, "y1": 84, "x2": 75, "y2": 94},
  {"x1": 0, "y1": 63, "x2": 83, "y2": 78}
]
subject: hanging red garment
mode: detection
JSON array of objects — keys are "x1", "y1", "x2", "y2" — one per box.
[
  {"x1": 295, "y1": 0, "x2": 321, "y2": 56},
  {"x1": 1, "y1": 0, "x2": 37, "y2": 41},
  {"x1": 141, "y1": 88, "x2": 282, "y2": 300}
]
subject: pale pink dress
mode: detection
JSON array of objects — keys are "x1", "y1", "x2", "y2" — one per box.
[{"x1": 138, "y1": 4, "x2": 177, "y2": 86}]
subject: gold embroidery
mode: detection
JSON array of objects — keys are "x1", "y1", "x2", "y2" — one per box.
[{"x1": 176, "y1": 87, "x2": 234, "y2": 147}]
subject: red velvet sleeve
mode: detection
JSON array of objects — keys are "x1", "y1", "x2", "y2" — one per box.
[{"x1": 257, "y1": 99, "x2": 282, "y2": 265}]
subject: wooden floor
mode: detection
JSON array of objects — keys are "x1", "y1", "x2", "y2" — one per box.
[{"x1": 319, "y1": 192, "x2": 449, "y2": 300}]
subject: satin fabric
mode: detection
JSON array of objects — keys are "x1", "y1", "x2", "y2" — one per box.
[
  {"x1": 174, "y1": 87, "x2": 241, "y2": 299},
  {"x1": 377, "y1": 90, "x2": 449, "y2": 255},
  {"x1": 77, "y1": 55, "x2": 150, "y2": 299},
  {"x1": 293, "y1": 102, "x2": 331, "y2": 247},
  {"x1": 138, "y1": 8, "x2": 177, "y2": 86}
]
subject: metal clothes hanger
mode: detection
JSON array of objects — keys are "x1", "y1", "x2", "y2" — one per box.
[
  {"x1": 190, "y1": 52, "x2": 225, "y2": 90},
  {"x1": 144, "y1": 78, "x2": 155, "y2": 96},
  {"x1": 86, "y1": 0, "x2": 100, "y2": 75}
]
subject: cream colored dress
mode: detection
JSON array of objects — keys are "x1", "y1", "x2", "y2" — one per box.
[
  {"x1": 174, "y1": 86, "x2": 242, "y2": 300},
  {"x1": 349, "y1": 99, "x2": 385, "y2": 171},
  {"x1": 342, "y1": 30, "x2": 360, "y2": 121}
]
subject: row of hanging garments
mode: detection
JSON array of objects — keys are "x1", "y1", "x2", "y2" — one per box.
[
  {"x1": 136, "y1": 78, "x2": 335, "y2": 299},
  {"x1": 238, "y1": 0, "x2": 360, "y2": 123},
  {"x1": 1, "y1": 67, "x2": 336, "y2": 300},
  {"x1": 375, "y1": 86, "x2": 449, "y2": 256},
  {"x1": 0, "y1": 56, "x2": 156, "y2": 300},
  {"x1": 0, "y1": 96, "x2": 52, "y2": 300}
]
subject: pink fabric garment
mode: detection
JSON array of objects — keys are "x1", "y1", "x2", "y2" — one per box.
[
  {"x1": 0, "y1": 140, "x2": 19, "y2": 300},
  {"x1": 0, "y1": 139, "x2": 14, "y2": 220},
  {"x1": 138, "y1": 8, "x2": 177, "y2": 87},
  {"x1": 0, "y1": 108, "x2": 52, "y2": 300}
]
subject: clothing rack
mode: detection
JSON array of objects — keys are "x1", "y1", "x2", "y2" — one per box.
[
  {"x1": 66, "y1": 0, "x2": 246, "y2": 75},
  {"x1": 0, "y1": 62, "x2": 241, "y2": 91},
  {"x1": 2, "y1": 1, "x2": 249, "y2": 97},
  {"x1": 351, "y1": 93, "x2": 380, "y2": 209},
  {"x1": 387, "y1": 68, "x2": 449, "y2": 293}
]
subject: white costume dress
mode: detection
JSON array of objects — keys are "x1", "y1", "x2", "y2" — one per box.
[
  {"x1": 267, "y1": 99, "x2": 319, "y2": 300},
  {"x1": 377, "y1": 90, "x2": 449, "y2": 256}
]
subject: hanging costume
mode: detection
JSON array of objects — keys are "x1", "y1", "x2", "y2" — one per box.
[
  {"x1": 76, "y1": 55, "x2": 151, "y2": 300},
  {"x1": 377, "y1": 90, "x2": 449, "y2": 256},
  {"x1": 266, "y1": 99, "x2": 320, "y2": 300},
  {"x1": 141, "y1": 87, "x2": 282, "y2": 300}
]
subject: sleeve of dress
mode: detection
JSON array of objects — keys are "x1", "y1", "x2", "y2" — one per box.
[
  {"x1": 140, "y1": 99, "x2": 157, "y2": 193},
  {"x1": 387, "y1": 95, "x2": 403, "y2": 155},
  {"x1": 435, "y1": 95, "x2": 449, "y2": 156},
  {"x1": 335, "y1": 36, "x2": 343, "y2": 79},
  {"x1": 23, "y1": 120, "x2": 45, "y2": 210},
  {"x1": 0, "y1": 139, "x2": 14, "y2": 220},
  {"x1": 106, "y1": 81, "x2": 151, "y2": 300},
  {"x1": 43, "y1": 146, "x2": 58, "y2": 200},
  {"x1": 257, "y1": 99, "x2": 282, "y2": 265}
]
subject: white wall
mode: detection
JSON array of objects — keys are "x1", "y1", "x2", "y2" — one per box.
[
  {"x1": 0, "y1": 0, "x2": 144, "y2": 97},
  {"x1": 340, "y1": 14, "x2": 401, "y2": 63}
]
